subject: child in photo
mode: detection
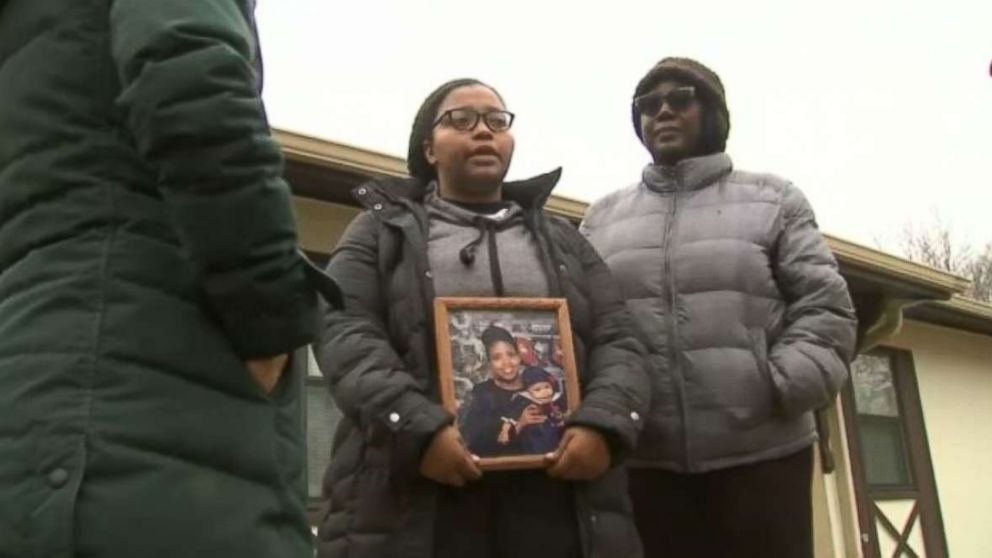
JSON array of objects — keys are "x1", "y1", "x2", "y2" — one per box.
[{"x1": 498, "y1": 367, "x2": 568, "y2": 454}]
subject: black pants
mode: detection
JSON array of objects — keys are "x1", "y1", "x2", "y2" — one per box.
[
  {"x1": 629, "y1": 447, "x2": 814, "y2": 558},
  {"x1": 433, "y1": 470, "x2": 581, "y2": 558}
]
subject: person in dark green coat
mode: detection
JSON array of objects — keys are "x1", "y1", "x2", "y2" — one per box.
[{"x1": 0, "y1": 1, "x2": 339, "y2": 556}]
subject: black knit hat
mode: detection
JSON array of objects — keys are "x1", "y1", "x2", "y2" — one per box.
[
  {"x1": 522, "y1": 367, "x2": 557, "y2": 390},
  {"x1": 631, "y1": 57, "x2": 730, "y2": 155},
  {"x1": 480, "y1": 325, "x2": 516, "y2": 353},
  {"x1": 407, "y1": 78, "x2": 505, "y2": 183}
]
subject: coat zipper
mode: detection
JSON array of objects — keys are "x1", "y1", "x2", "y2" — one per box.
[{"x1": 662, "y1": 174, "x2": 692, "y2": 472}]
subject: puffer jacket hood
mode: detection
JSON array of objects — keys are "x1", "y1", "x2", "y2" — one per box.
[{"x1": 641, "y1": 153, "x2": 733, "y2": 193}]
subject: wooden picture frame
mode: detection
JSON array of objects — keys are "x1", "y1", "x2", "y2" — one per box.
[{"x1": 434, "y1": 297, "x2": 582, "y2": 471}]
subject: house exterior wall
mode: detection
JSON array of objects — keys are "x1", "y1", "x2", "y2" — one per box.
[
  {"x1": 293, "y1": 196, "x2": 359, "y2": 254},
  {"x1": 884, "y1": 320, "x2": 992, "y2": 558}
]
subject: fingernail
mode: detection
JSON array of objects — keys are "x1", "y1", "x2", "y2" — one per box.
[
  {"x1": 472, "y1": 455, "x2": 481, "y2": 462},
  {"x1": 545, "y1": 453, "x2": 555, "y2": 459}
]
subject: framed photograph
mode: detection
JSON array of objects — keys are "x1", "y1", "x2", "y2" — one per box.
[{"x1": 433, "y1": 297, "x2": 581, "y2": 471}]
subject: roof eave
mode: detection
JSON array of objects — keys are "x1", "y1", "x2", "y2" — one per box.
[
  {"x1": 905, "y1": 296, "x2": 992, "y2": 338},
  {"x1": 274, "y1": 127, "x2": 977, "y2": 312},
  {"x1": 826, "y1": 236, "x2": 969, "y2": 300}
]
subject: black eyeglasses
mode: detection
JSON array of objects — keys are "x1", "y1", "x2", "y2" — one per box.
[
  {"x1": 433, "y1": 108, "x2": 515, "y2": 133},
  {"x1": 633, "y1": 86, "x2": 697, "y2": 117}
]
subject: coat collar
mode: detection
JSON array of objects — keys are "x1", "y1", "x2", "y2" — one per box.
[
  {"x1": 641, "y1": 153, "x2": 733, "y2": 193},
  {"x1": 352, "y1": 168, "x2": 563, "y2": 213}
]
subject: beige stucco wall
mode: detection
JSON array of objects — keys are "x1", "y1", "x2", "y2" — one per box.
[
  {"x1": 886, "y1": 319, "x2": 992, "y2": 558},
  {"x1": 292, "y1": 196, "x2": 360, "y2": 255},
  {"x1": 812, "y1": 400, "x2": 864, "y2": 558}
]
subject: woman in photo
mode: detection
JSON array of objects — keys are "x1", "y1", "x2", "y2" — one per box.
[
  {"x1": 461, "y1": 325, "x2": 559, "y2": 457},
  {"x1": 314, "y1": 78, "x2": 649, "y2": 558}
]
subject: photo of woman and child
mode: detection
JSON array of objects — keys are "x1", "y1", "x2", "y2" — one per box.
[{"x1": 448, "y1": 313, "x2": 572, "y2": 459}]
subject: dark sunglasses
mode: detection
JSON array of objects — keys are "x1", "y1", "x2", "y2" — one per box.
[
  {"x1": 433, "y1": 108, "x2": 515, "y2": 133},
  {"x1": 633, "y1": 86, "x2": 697, "y2": 117}
]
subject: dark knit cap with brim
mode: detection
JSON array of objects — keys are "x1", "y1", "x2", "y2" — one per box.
[
  {"x1": 407, "y1": 78, "x2": 505, "y2": 183},
  {"x1": 631, "y1": 57, "x2": 731, "y2": 155}
]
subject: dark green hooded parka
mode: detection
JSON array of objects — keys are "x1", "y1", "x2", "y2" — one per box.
[{"x1": 0, "y1": 1, "x2": 337, "y2": 556}]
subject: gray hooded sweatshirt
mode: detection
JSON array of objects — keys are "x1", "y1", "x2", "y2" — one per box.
[
  {"x1": 580, "y1": 153, "x2": 857, "y2": 472},
  {"x1": 424, "y1": 185, "x2": 549, "y2": 298}
]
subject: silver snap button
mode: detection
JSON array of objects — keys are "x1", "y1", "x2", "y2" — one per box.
[
  {"x1": 357, "y1": 187, "x2": 367, "y2": 195},
  {"x1": 589, "y1": 514, "x2": 597, "y2": 524},
  {"x1": 388, "y1": 412, "x2": 401, "y2": 424},
  {"x1": 630, "y1": 411, "x2": 640, "y2": 421},
  {"x1": 373, "y1": 203, "x2": 383, "y2": 211},
  {"x1": 425, "y1": 270, "x2": 433, "y2": 279},
  {"x1": 558, "y1": 264, "x2": 567, "y2": 273},
  {"x1": 48, "y1": 468, "x2": 69, "y2": 488}
]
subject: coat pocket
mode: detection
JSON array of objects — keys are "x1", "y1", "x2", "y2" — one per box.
[
  {"x1": 746, "y1": 328, "x2": 779, "y2": 419},
  {"x1": 237, "y1": 346, "x2": 305, "y2": 406},
  {"x1": 749, "y1": 329, "x2": 772, "y2": 385},
  {"x1": 718, "y1": 329, "x2": 777, "y2": 430}
]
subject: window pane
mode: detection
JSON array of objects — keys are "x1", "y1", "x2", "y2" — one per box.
[
  {"x1": 852, "y1": 354, "x2": 900, "y2": 417},
  {"x1": 859, "y1": 415, "x2": 912, "y2": 487},
  {"x1": 306, "y1": 383, "x2": 341, "y2": 499}
]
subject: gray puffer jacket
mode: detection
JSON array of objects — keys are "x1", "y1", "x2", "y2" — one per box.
[{"x1": 580, "y1": 153, "x2": 856, "y2": 473}]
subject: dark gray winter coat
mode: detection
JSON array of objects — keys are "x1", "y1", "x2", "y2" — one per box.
[
  {"x1": 314, "y1": 170, "x2": 650, "y2": 558},
  {"x1": 580, "y1": 153, "x2": 857, "y2": 473}
]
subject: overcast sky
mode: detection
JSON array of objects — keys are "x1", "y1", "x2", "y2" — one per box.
[{"x1": 256, "y1": 0, "x2": 990, "y2": 252}]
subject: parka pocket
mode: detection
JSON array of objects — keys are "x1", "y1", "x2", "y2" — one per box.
[
  {"x1": 240, "y1": 348, "x2": 304, "y2": 406},
  {"x1": 270, "y1": 348, "x2": 305, "y2": 407}
]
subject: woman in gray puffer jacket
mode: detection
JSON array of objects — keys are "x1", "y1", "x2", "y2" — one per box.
[
  {"x1": 580, "y1": 57, "x2": 857, "y2": 558},
  {"x1": 315, "y1": 78, "x2": 650, "y2": 558}
]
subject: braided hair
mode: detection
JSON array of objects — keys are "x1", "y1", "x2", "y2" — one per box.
[{"x1": 407, "y1": 78, "x2": 506, "y2": 183}]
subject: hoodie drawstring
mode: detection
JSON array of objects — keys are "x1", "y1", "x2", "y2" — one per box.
[
  {"x1": 458, "y1": 216, "x2": 487, "y2": 266},
  {"x1": 486, "y1": 222, "x2": 505, "y2": 296},
  {"x1": 458, "y1": 216, "x2": 506, "y2": 296}
]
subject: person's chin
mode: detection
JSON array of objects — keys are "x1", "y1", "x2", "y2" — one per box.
[
  {"x1": 463, "y1": 166, "x2": 507, "y2": 187},
  {"x1": 652, "y1": 142, "x2": 686, "y2": 164}
]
